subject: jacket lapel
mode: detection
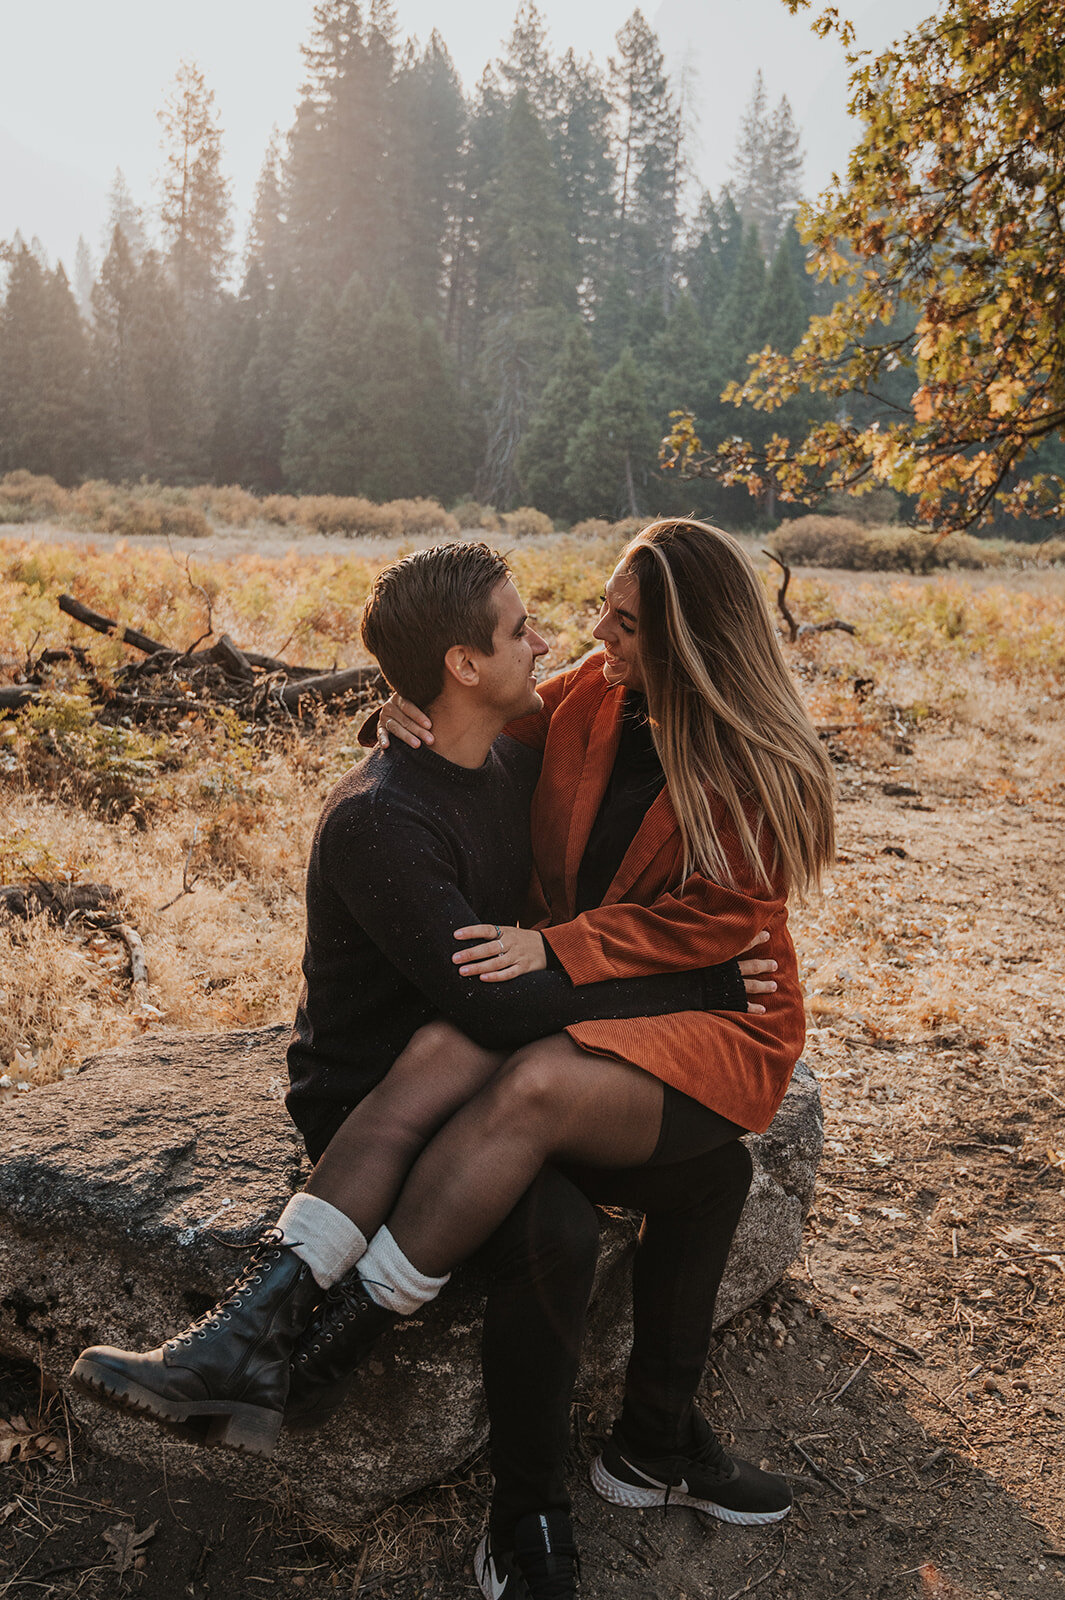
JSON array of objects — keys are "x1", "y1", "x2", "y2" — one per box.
[{"x1": 600, "y1": 784, "x2": 681, "y2": 905}]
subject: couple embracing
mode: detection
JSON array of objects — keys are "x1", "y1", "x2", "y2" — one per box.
[{"x1": 73, "y1": 518, "x2": 835, "y2": 1600}]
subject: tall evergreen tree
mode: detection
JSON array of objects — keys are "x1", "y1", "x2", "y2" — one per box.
[
  {"x1": 729, "y1": 74, "x2": 804, "y2": 256},
  {"x1": 554, "y1": 50, "x2": 617, "y2": 311},
  {"x1": 282, "y1": 276, "x2": 370, "y2": 492},
  {"x1": 0, "y1": 247, "x2": 92, "y2": 480},
  {"x1": 481, "y1": 90, "x2": 575, "y2": 317},
  {"x1": 566, "y1": 349, "x2": 656, "y2": 517},
  {"x1": 157, "y1": 60, "x2": 233, "y2": 302},
  {"x1": 707, "y1": 223, "x2": 767, "y2": 394},
  {"x1": 246, "y1": 133, "x2": 288, "y2": 289},
  {"x1": 282, "y1": 0, "x2": 400, "y2": 294},
  {"x1": 609, "y1": 12, "x2": 682, "y2": 309},
  {"x1": 238, "y1": 272, "x2": 302, "y2": 489},
  {"x1": 73, "y1": 237, "x2": 95, "y2": 320},
  {"x1": 497, "y1": 2, "x2": 557, "y2": 125},
  {"x1": 391, "y1": 33, "x2": 466, "y2": 322},
  {"x1": 102, "y1": 169, "x2": 147, "y2": 262},
  {"x1": 475, "y1": 91, "x2": 576, "y2": 505},
  {"x1": 517, "y1": 322, "x2": 601, "y2": 519}
]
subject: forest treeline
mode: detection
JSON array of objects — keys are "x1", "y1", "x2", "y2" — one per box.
[{"x1": 0, "y1": 2, "x2": 897, "y2": 525}]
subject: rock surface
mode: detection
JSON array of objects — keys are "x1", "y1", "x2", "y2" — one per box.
[{"x1": 0, "y1": 1026, "x2": 821, "y2": 1529}]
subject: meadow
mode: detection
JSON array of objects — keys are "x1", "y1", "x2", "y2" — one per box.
[{"x1": 2, "y1": 519, "x2": 1064, "y2": 1596}]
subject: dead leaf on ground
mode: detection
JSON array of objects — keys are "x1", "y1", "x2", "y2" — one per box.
[
  {"x1": 0, "y1": 1414, "x2": 67, "y2": 1466},
  {"x1": 102, "y1": 1518, "x2": 160, "y2": 1575}
]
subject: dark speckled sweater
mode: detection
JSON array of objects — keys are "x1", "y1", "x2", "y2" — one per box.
[{"x1": 285, "y1": 735, "x2": 746, "y2": 1137}]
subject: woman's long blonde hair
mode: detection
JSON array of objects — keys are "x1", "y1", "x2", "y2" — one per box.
[{"x1": 624, "y1": 518, "x2": 835, "y2": 898}]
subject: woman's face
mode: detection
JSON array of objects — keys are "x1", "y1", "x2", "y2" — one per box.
[{"x1": 592, "y1": 563, "x2": 644, "y2": 692}]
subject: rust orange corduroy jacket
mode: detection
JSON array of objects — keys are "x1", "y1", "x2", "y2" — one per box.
[{"x1": 504, "y1": 653, "x2": 806, "y2": 1134}]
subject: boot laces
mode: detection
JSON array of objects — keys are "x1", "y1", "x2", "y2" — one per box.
[{"x1": 167, "y1": 1228, "x2": 287, "y2": 1347}]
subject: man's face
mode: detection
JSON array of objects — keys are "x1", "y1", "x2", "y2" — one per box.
[{"x1": 473, "y1": 578, "x2": 549, "y2": 718}]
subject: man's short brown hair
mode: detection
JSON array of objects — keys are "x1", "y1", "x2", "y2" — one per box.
[{"x1": 361, "y1": 542, "x2": 511, "y2": 707}]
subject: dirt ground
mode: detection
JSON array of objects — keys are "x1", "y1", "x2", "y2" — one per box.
[{"x1": 2, "y1": 566, "x2": 1064, "y2": 1600}]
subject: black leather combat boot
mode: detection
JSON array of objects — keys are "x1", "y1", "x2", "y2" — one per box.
[
  {"x1": 70, "y1": 1230, "x2": 320, "y2": 1457},
  {"x1": 284, "y1": 1270, "x2": 398, "y2": 1432}
]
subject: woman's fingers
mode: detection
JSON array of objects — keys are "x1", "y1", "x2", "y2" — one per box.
[
  {"x1": 377, "y1": 694, "x2": 434, "y2": 749},
  {"x1": 738, "y1": 930, "x2": 771, "y2": 955},
  {"x1": 738, "y1": 957, "x2": 777, "y2": 976}
]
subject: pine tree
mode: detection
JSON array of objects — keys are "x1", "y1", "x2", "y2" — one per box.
[
  {"x1": 157, "y1": 60, "x2": 233, "y2": 302},
  {"x1": 91, "y1": 227, "x2": 141, "y2": 472},
  {"x1": 282, "y1": 277, "x2": 370, "y2": 493},
  {"x1": 762, "y1": 97, "x2": 804, "y2": 255},
  {"x1": 685, "y1": 190, "x2": 743, "y2": 328},
  {"x1": 729, "y1": 75, "x2": 804, "y2": 257},
  {"x1": 565, "y1": 349, "x2": 656, "y2": 518},
  {"x1": 497, "y1": 2, "x2": 557, "y2": 125},
  {"x1": 754, "y1": 234, "x2": 807, "y2": 356},
  {"x1": 357, "y1": 281, "x2": 432, "y2": 500},
  {"x1": 609, "y1": 12, "x2": 682, "y2": 309},
  {"x1": 391, "y1": 33, "x2": 466, "y2": 322},
  {"x1": 73, "y1": 237, "x2": 95, "y2": 320},
  {"x1": 0, "y1": 247, "x2": 93, "y2": 481},
  {"x1": 554, "y1": 50, "x2": 617, "y2": 311},
  {"x1": 238, "y1": 272, "x2": 303, "y2": 490},
  {"x1": 102, "y1": 169, "x2": 147, "y2": 261},
  {"x1": 707, "y1": 223, "x2": 767, "y2": 393},
  {"x1": 481, "y1": 90, "x2": 576, "y2": 318},
  {"x1": 246, "y1": 132, "x2": 288, "y2": 289},
  {"x1": 517, "y1": 322, "x2": 601, "y2": 519},
  {"x1": 644, "y1": 292, "x2": 712, "y2": 433},
  {"x1": 282, "y1": 0, "x2": 400, "y2": 294}
]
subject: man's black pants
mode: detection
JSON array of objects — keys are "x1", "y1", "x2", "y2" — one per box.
[{"x1": 476, "y1": 1092, "x2": 753, "y2": 1546}]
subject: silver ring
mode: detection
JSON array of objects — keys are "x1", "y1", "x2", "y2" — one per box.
[{"x1": 498, "y1": 939, "x2": 505, "y2": 956}]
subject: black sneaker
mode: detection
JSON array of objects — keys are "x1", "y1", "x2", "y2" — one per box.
[
  {"x1": 474, "y1": 1510, "x2": 580, "y2": 1599},
  {"x1": 591, "y1": 1416, "x2": 791, "y2": 1526}
]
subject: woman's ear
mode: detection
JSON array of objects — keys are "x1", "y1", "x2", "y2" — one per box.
[{"x1": 442, "y1": 642, "x2": 479, "y2": 688}]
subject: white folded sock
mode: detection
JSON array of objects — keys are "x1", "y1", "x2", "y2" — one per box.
[
  {"x1": 277, "y1": 1192, "x2": 367, "y2": 1289},
  {"x1": 357, "y1": 1225, "x2": 449, "y2": 1316}
]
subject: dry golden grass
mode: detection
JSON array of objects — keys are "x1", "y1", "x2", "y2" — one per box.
[{"x1": 2, "y1": 530, "x2": 1064, "y2": 1098}]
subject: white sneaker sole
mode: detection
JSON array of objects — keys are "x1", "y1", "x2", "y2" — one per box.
[
  {"x1": 475, "y1": 1533, "x2": 516, "y2": 1599},
  {"x1": 590, "y1": 1453, "x2": 791, "y2": 1526}
]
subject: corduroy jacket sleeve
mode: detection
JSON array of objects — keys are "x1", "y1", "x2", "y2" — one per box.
[{"x1": 541, "y1": 872, "x2": 788, "y2": 984}]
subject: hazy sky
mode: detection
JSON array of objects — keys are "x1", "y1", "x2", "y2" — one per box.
[{"x1": 1, "y1": 0, "x2": 935, "y2": 275}]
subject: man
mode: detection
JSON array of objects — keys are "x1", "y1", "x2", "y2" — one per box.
[{"x1": 73, "y1": 543, "x2": 777, "y2": 1599}]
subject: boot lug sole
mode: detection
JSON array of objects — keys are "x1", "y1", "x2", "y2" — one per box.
[
  {"x1": 70, "y1": 1356, "x2": 283, "y2": 1457},
  {"x1": 590, "y1": 1454, "x2": 791, "y2": 1525}
]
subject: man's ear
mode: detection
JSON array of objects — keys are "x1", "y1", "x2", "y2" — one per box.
[{"x1": 442, "y1": 642, "x2": 480, "y2": 689}]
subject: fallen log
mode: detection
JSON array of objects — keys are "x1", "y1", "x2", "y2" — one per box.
[
  {"x1": 58, "y1": 595, "x2": 167, "y2": 656},
  {"x1": 274, "y1": 664, "x2": 384, "y2": 709},
  {"x1": 0, "y1": 882, "x2": 118, "y2": 921},
  {"x1": 207, "y1": 633, "x2": 254, "y2": 682},
  {"x1": 0, "y1": 685, "x2": 38, "y2": 710}
]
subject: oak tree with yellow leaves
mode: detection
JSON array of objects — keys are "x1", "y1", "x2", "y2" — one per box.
[{"x1": 665, "y1": 0, "x2": 1065, "y2": 532}]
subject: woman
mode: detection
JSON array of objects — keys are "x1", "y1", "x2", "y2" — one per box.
[{"x1": 77, "y1": 521, "x2": 834, "y2": 1600}]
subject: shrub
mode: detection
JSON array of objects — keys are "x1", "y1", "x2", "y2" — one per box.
[
  {"x1": 384, "y1": 499, "x2": 460, "y2": 538},
  {"x1": 502, "y1": 506, "x2": 555, "y2": 539},
  {"x1": 196, "y1": 484, "x2": 263, "y2": 527},
  {"x1": 571, "y1": 518, "x2": 613, "y2": 539},
  {"x1": 452, "y1": 500, "x2": 502, "y2": 532},
  {"x1": 0, "y1": 471, "x2": 71, "y2": 523},
  {"x1": 766, "y1": 517, "x2": 1049, "y2": 572}
]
